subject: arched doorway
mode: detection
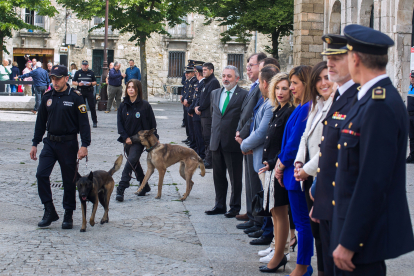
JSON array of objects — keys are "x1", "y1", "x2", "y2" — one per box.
[
  {"x1": 329, "y1": 0, "x2": 341, "y2": 34},
  {"x1": 359, "y1": 0, "x2": 374, "y2": 27}
]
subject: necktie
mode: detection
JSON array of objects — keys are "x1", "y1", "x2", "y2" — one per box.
[
  {"x1": 249, "y1": 82, "x2": 258, "y2": 95},
  {"x1": 333, "y1": 89, "x2": 340, "y2": 103},
  {"x1": 222, "y1": 91, "x2": 231, "y2": 115}
]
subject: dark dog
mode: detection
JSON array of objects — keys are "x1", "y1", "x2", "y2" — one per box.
[
  {"x1": 131, "y1": 129, "x2": 205, "y2": 201},
  {"x1": 76, "y1": 155, "x2": 123, "y2": 232}
]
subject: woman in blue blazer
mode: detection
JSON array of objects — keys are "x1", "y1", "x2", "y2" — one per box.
[{"x1": 275, "y1": 65, "x2": 313, "y2": 276}]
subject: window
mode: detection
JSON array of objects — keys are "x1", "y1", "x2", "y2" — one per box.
[
  {"x1": 25, "y1": 9, "x2": 44, "y2": 28},
  {"x1": 168, "y1": 17, "x2": 187, "y2": 37},
  {"x1": 369, "y1": 5, "x2": 374, "y2": 29},
  {"x1": 168, "y1": 52, "x2": 185, "y2": 78},
  {"x1": 25, "y1": 9, "x2": 35, "y2": 25},
  {"x1": 93, "y1": 17, "x2": 103, "y2": 26},
  {"x1": 228, "y1": 54, "x2": 244, "y2": 79}
]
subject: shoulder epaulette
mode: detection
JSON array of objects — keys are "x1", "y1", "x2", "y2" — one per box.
[
  {"x1": 372, "y1": 86, "x2": 386, "y2": 100},
  {"x1": 73, "y1": 89, "x2": 82, "y2": 96}
]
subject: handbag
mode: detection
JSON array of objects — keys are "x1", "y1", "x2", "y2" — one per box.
[
  {"x1": 18, "y1": 85, "x2": 23, "y2": 92},
  {"x1": 252, "y1": 190, "x2": 272, "y2": 217}
]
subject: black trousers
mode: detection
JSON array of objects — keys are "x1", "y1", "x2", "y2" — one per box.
[
  {"x1": 37, "y1": 138, "x2": 78, "y2": 210},
  {"x1": 201, "y1": 117, "x2": 212, "y2": 163},
  {"x1": 119, "y1": 143, "x2": 145, "y2": 188},
  {"x1": 304, "y1": 177, "x2": 324, "y2": 272},
  {"x1": 192, "y1": 119, "x2": 205, "y2": 159},
  {"x1": 187, "y1": 112, "x2": 196, "y2": 148},
  {"x1": 320, "y1": 219, "x2": 334, "y2": 276},
  {"x1": 334, "y1": 261, "x2": 386, "y2": 276},
  {"x1": 183, "y1": 105, "x2": 189, "y2": 138},
  {"x1": 409, "y1": 115, "x2": 414, "y2": 156},
  {"x1": 212, "y1": 146, "x2": 243, "y2": 211},
  {"x1": 81, "y1": 91, "x2": 97, "y2": 123}
]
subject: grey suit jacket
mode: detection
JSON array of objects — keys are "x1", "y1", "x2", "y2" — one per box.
[
  {"x1": 236, "y1": 84, "x2": 262, "y2": 139},
  {"x1": 210, "y1": 85, "x2": 248, "y2": 152}
]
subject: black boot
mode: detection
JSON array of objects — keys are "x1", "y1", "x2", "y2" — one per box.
[
  {"x1": 407, "y1": 155, "x2": 414, "y2": 163},
  {"x1": 38, "y1": 202, "x2": 59, "y2": 227},
  {"x1": 137, "y1": 183, "x2": 151, "y2": 196},
  {"x1": 116, "y1": 186, "x2": 125, "y2": 202},
  {"x1": 62, "y1": 209, "x2": 73, "y2": 229}
]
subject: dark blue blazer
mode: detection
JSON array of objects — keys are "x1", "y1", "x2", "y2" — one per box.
[
  {"x1": 188, "y1": 79, "x2": 204, "y2": 121},
  {"x1": 278, "y1": 102, "x2": 310, "y2": 191},
  {"x1": 332, "y1": 77, "x2": 414, "y2": 263},
  {"x1": 312, "y1": 83, "x2": 359, "y2": 221}
]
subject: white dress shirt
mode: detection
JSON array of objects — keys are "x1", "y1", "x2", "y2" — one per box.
[
  {"x1": 219, "y1": 85, "x2": 237, "y2": 112},
  {"x1": 336, "y1": 79, "x2": 355, "y2": 100}
]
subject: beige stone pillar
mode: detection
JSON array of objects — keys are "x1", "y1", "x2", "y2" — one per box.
[{"x1": 293, "y1": 0, "x2": 325, "y2": 66}]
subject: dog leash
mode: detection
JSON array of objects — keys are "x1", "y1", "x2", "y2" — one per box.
[
  {"x1": 124, "y1": 147, "x2": 139, "y2": 180},
  {"x1": 73, "y1": 155, "x2": 88, "y2": 182}
]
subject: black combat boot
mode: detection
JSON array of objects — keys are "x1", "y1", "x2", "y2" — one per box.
[
  {"x1": 62, "y1": 209, "x2": 73, "y2": 229},
  {"x1": 38, "y1": 202, "x2": 59, "y2": 227},
  {"x1": 116, "y1": 186, "x2": 125, "y2": 202},
  {"x1": 137, "y1": 183, "x2": 151, "y2": 196}
]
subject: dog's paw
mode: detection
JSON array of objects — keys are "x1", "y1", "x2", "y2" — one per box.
[
  {"x1": 80, "y1": 228, "x2": 86, "y2": 232},
  {"x1": 100, "y1": 219, "x2": 108, "y2": 224},
  {"x1": 90, "y1": 220, "x2": 95, "y2": 227},
  {"x1": 134, "y1": 189, "x2": 142, "y2": 195},
  {"x1": 155, "y1": 195, "x2": 161, "y2": 199},
  {"x1": 179, "y1": 197, "x2": 187, "y2": 201}
]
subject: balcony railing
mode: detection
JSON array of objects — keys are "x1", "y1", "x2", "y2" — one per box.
[
  {"x1": 22, "y1": 14, "x2": 48, "y2": 33},
  {"x1": 168, "y1": 23, "x2": 188, "y2": 38}
]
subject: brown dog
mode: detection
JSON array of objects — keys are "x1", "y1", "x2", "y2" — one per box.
[
  {"x1": 76, "y1": 155, "x2": 123, "y2": 232},
  {"x1": 131, "y1": 129, "x2": 205, "y2": 201}
]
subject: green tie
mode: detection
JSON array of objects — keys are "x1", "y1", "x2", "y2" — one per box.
[{"x1": 222, "y1": 91, "x2": 231, "y2": 115}]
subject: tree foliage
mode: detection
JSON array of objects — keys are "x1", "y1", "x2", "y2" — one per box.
[
  {"x1": 0, "y1": 0, "x2": 57, "y2": 60},
  {"x1": 201, "y1": 0, "x2": 294, "y2": 58},
  {"x1": 57, "y1": 0, "x2": 199, "y2": 99}
]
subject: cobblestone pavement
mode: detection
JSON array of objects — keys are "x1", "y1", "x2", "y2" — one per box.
[{"x1": 0, "y1": 98, "x2": 414, "y2": 275}]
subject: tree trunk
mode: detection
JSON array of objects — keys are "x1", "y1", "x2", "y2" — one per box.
[
  {"x1": 271, "y1": 30, "x2": 280, "y2": 59},
  {"x1": 140, "y1": 37, "x2": 148, "y2": 100}
]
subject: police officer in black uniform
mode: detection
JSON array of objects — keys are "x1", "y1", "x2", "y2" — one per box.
[
  {"x1": 181, "y1": 66, "x2": 198, "y2": 149},
  {"x1": 30, "y1": 65, "x2": 91, "y2": 229},
  {"x1": 331, "y1": 24, "x2": 414, "y2": 275},
  {"x1": 188, "y1": 65, "x2": 205, "y2": 159},
  {"x1": 72, "y1": 60, "x2": 98, "y2": 128},
  {"x1": 310, "y1": 34, "x2": 359, "y2": 276}
]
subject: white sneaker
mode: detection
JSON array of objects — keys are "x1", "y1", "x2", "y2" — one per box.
[
  {"x1": 285, "y1": 252, "x2": 290, "y2": 261},
  {"x1": 258, "y1": 247, "x2": 273, "y2": 257},
  {"x1": 259, "y1": 250, "x2": 274, "y2": 263}
]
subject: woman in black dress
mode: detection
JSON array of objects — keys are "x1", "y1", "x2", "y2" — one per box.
[
  {"x1": 258, "y1": 73, "x2": 296, "y2": 273},
  {"x1": 116, "y1": 79, "x2": 157, "y2": 201}
]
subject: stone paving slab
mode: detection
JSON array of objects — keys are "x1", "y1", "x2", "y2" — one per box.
[{"x1": 0, "y1": 97, "x2": 413, "y2": 275}]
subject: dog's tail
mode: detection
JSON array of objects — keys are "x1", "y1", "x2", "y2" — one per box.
[
  {"x1": 198, "y1": 157, "x2": 206, "y2": 177},
  {"x1": 108, "y1": 155, "x2": 123, "y2": 176}
]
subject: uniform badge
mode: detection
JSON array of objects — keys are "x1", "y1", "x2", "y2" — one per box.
[
  {"x1": 372, "y1": 87, "x2": 386, "y2": 100},
  {"x1": 136, "y1": 112, "x2": 140, "y2": 118},
  {"x1": 348, "y1": 122, "x2": 353, "y2": 128},
  {"x1": 325, "y1": 37, "x2": 332, "y2": 44},
  {"x1": 47, "y1": 99, "x2": 52, "y2": 106},
  {"x1": 78, "y1": 104, "x2": 87, "y2": 113},
  {"x1": 332, "y1": 112, "x2": 346, "y2": 120}
]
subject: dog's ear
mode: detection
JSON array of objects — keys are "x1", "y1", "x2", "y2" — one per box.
[
  {"x1": 75, "y1": 172, "x2": 81, "y2": 182},
  {"x1": 88, "y1": 171, "x2": 93, "y2": 181},
  {"x1": 147, "y1": 128, "x2": 156, "y2": 136}
]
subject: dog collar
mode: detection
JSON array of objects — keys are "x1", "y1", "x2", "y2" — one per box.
[{"x1": 145, "y1": 141, "x2": 159, "y2": 152}]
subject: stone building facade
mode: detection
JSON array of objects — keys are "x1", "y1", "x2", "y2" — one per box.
[
  {"x1": 293, "y1": 0, "x2": 414, "y2": 97},
  {"x1": 4, "y1": 2, "x2": 294, "y2": 95}
]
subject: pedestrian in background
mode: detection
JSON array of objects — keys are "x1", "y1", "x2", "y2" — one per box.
[
  {"x1": 106, "y1": 61, "x2": 125, "y2": 113},
  {"x1": 32, "y1": 58, "x2": 37, "y2": 70},
  {"x1": 47, "y1": 62, "x2": 53, "y2": 74},
  {"x1": 125, "y1": 59, "x2": 141, "y2": 83},
  {"x1": 17, "y1": 62, "x2": 50, "y2": 114},
  {"x1": 10, "y1": 62, "x2": 20, "y2": 93},
  {"x1": 22, "y1": 61, "x2": 33, "y2": 96},
  {"x1": 0, "y1": 59, "x2": 11, "y2": 92}
]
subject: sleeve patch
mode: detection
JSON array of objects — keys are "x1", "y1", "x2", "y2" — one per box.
[{"x1": 78, "y1": 104, "x2": 87, "y2": 113}]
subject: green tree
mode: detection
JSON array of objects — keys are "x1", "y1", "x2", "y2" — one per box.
[
  {"x1": 0, "y1": 0, "x2": 57, "y2": 61},
  {"x1": 201, "y1": 0, "x2": 293, "y2": 58},
  {"x1": 57, "y1": 0, "x2": 198, "y2": 100}
]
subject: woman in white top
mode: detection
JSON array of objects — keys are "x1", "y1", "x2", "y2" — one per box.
[{"x1": 294, "y1": 61, "x2": 335, "y2": 276}]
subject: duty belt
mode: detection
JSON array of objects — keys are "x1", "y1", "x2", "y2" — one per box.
[{"x1": 47, "y1": 133, "x2": 77, "y2": 142}]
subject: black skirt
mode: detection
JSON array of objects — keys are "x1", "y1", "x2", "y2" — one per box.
[{"x1": 272, "y1": 177, "x2": 289, "y2": 207}]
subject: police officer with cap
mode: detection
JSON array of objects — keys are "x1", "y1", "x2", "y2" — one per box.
[
  {"x1": 30, "y1": 65, "x2": 91, "y2": 230},
  {"x1": 72, "y1": 60, "x2": 98, "y2": 128},
  {"x1": 331, "y1": 24, "x2": 414, "y2": 275},
  {"x1": 181, "y1": 65, "x2": 198, "y2": 149},
  {"x1": 311, "y1": 34, "x2": 360, "y2": 276}
]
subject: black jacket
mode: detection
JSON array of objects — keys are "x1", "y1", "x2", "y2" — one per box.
[
  {"x1": 312, "y1": 83, "x2": 359, "y2": 221},
  {"x1": 331, "y1": 77, "x2": 414, "y2": 263},
  {"x1": 117, "y1": 97, "x2": 157, "y2": 143},
  {"x1": 33, "y1": 86, "x2": 91, "y2": 147},
  {"x1": 188, "y1": 79, "x2": 204, "y2": 121},
  {"x1": 262, "y1": 104, "x2": 295, "y2": 170},
  {"x1": 198, "y1": 74, "x2": 221, "y2": 118}
]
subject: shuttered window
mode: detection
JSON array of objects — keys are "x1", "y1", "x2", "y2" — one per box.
[
  {"x1": 228, "y1": 54, "x2": 244, "y2": 79},
  {"x1": 168, "y1": 51, "x2": 185, "y2": 78}
]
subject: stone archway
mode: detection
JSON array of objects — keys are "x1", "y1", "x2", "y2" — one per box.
[
  {"x1": 358, "y1": 0, "x2": 374, "y2": 27},
  {"x1": 329, "y1": 1, "x2": 341, "y2": 34}
]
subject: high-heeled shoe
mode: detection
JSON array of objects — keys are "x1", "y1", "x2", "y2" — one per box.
[
  {"x1": 307, "y1": 265, "x2": 313, "y2": 276},
  {"x1": 290, "y1": 235, "x2": 297, "y2": 252},
  {"x1": 285, "y1": 272, "x2": 310, "y2": 276},
  {"x1": 259, "y1": 255, "x2": 287, "y2": 273}
]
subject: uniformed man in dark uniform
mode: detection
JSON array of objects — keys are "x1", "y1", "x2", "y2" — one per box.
[
  {"x1": 181, "y1": 66, "x2": 198, "y2": 149},
  {"x1": 29, "y1": 65, "x2": 91, "y2": 229},
  {"x1": 310, "y1": 34, "x2": 360, "y2": 276},
  {"x1": 188, "y1": 65, "x2": 205, "y2": 159},
  {"x1": 331, "y1": 24, "x2": 414, "y2": 275},
  {"x1": 72, "y1": 60, "x2": 98, "y2": 128}
]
